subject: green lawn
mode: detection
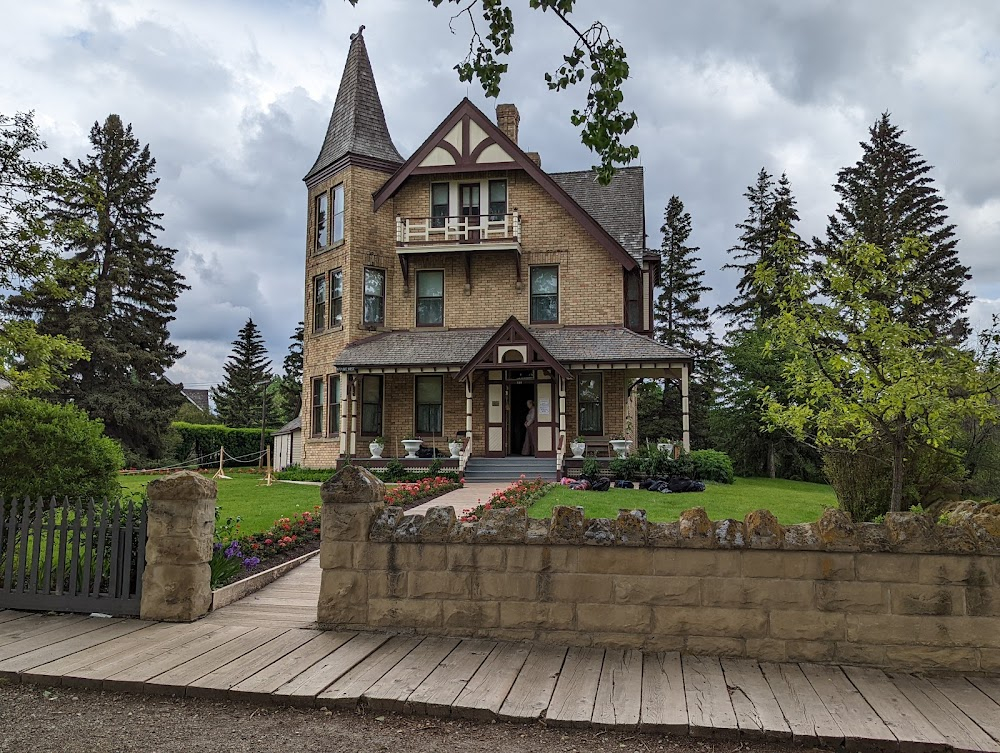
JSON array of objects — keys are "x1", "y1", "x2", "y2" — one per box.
[
  {"x1": 529, "y1": 477, "x2": 835, "y2": 525},
  {"x1": 118, "y1": 475, "x2": 321, "y2": 534}
]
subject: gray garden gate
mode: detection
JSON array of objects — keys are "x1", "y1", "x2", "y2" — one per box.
[{"x1": 0, "y1": 497, "x2": 147, "y2": 616}]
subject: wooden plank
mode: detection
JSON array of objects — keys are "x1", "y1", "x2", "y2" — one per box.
[
  {"x1": 545, "y1": 647, "x2": 605, "y2": 728},
  {"x1": 802, "y1": 664, "x2": 896, "y2": 752},
  {"x1": 968, "y1": 676, "x2": 1000, "y2": 707},
  {"x1": 41, "y1": 497, "x2": 57, "y2": 596},
  {"x1": 230, "y1": 631, "x2": 357, "y2": 702},
  {"x1": 591, "y1": 649, "x2": 642, "y2": 729},
  {"x1": 929, "y1": 677, "x2": 1000, "y2": 743},
  {"x1": 844, "y1": 666, "x2": 948, "y2": 753},
  {"x1": 453, "y1": 642, "x2": 531, "y2": 721},
  {"x1": 20, "y1": 622, "x2": 168, "y2": 682},
  {"x1": 363, "y1": 637, "x2": 462, "y2": 712},
  {"x1": 0, "y1": 616, "x2": 118, "y2": 669},
  {"x1": 317, "y1": 635, "x2": 421, "y2": 709},
  {"x1": 0, "y1": 611, "x2": 32, "y2": 624},
  {"x1": 760, "y1": 662, "x2": 843, "y2": 747},
  {"x1": 682, "y1": 654, "x2": 739, "y2": 739},
  {"x1": 639, "y1": 652, "x2": 686, "y2": 734},
  {"x1": 498, "y1": 645, "x2": 567, "y2": 722},
  {"x1": 15, "y1": 621, "x2": 154, "y2": 680},
  {"x1": 144, "y1": 627, "x2": 284, "y2": 695},
  {"x1": 273, "y1": 632, "x2": 391, "y2": 705},
  {"x1": 406, "y1": 639, "x2": 495, "y2": 716},
  {"x1": 0, "y1": 614, "x2": 88, "y2": 643},
  {"x1": 186, "y1": 629, "x2": 320, "y2": 699},
  {"x1": 721, "y1": 658, "x2": 791, "y2": 741},
  {"x1": 890, "y1": 673, "x2": 998, "y2": 753},
  {"x1": 63, "y1": 621, "x2": 222, "y2": 688},
  {"x1": 104, "y1": 624, "x2": 255, "y2": 691}
]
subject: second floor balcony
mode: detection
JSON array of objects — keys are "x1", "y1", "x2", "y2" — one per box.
[{"x1": 396, "y1": 212, "x2": 522, "y2": 254}]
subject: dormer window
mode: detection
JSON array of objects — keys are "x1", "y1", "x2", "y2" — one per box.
[{"x1": 488, "y1": 180, "x2": 507, "y2": 221}]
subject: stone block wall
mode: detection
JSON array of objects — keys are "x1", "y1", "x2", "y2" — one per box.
[{"x1": 318, "y1": 471, "x2": 1000, "y2": 672}]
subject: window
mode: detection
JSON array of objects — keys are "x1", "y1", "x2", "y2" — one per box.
[
  {"x1": 330, "y1": 269, "x2": 343, "y2": 327},
  {"x1": 431, "y1": 182, "x2": 449, "y2": 229},
  {"x1": 578, "y1": 373, "x2": 603, "y2": 435},
  {"x1": 332, "y1": 183, "x2": 345, "y2": 243},
  {"x1": 416, "y1": 270, "x2": 444, "y2": 327},
  {"x1": 530, "y1": 266, "x2": 559, "y2": 323},
  {"x1": 327, "y1": 375, "x2": 340, "y2": 436},
  {"x1": 488, "y1": 180, "x2": 507, "y2": 221},
  {"x1": 460, "y1": 183, "x2": 480, "y2": 228},
  {"x1": 315, "y1": 193, "x2": 328, "y2": 248},
  {"x1": 311, "y1": 377, "x2": 325, "y2": 437},
  {"x1": 360, "y1": 375, "x2": 383, "y2": 436},
  {"x1": 363, "y1": 267, "x2": 385, "y2": 326},
  {"x1": 312, "y1": 274, "x2": 327, "y2": 332},
  {"x1": 415, "y1": 376, "x2": 443, "y2": 434},
  {"x1": 626, "y1": 272, "x2": 642, "y2": 331}
]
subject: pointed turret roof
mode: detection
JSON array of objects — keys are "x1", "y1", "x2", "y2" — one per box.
[{"x1": 304, "y1": 27, "x2": 403, "y2": 184}]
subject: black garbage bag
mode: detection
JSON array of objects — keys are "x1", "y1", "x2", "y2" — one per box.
[{"x1": 591, "y1": 477, "x2": 611, "y2": 492}]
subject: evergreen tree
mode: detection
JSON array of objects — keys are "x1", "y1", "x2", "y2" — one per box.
[
  {"x1": 817, "y1": 113, "x2": 971, "y2": 342},
  {"x1": 212, "y1": 318, "x2": 275, "y2": 429},
  {"x1": 274, "y1": 321, "x2": 304, "y2": 423},
  {"x1": 655, "y1": 196, "x2": 710, "y2": 351},
  {"x1": 7, "y1": 114, "x2": 187, "y2": 459}
]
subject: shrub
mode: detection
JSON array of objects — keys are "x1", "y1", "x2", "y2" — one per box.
[
  {"x1": 171, "y1": 422, "x2": 271, "y2": 468},
  {"x1": 0, "y1": 395, "x2": 124, "y2": 502},
  {"x1": 581, "y1": 457, "x2": 601, "y2": 480},
  {"x1": 382, "y1": 458, "x2": 409, "y2": 482},
  {"x1": 689, "y1": 450, "x2": 735, "y2": 484}
]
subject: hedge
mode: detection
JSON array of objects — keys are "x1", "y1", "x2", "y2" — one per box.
[{"x1": 172, "y1": 423, "x2": 272, "y2": 467}]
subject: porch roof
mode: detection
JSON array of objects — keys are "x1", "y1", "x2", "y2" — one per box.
[{"x1": 334, "y1": 326, "x2": 694, "y2": 370}]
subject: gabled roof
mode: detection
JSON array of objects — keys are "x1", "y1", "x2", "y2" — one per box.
[
  {"x1": 371, "y1": 98, "x2": 638, "y2": 271},
  {"x1": 274, "y1": 416, "x2": 302, "y2": 436},
  {"x1": 550, "y1": 167, "x2": 646, "y2": 261},
  {"x1": 457, "y1": 316, "x2": 571, "y2": 382},
  {"x1": 304, "y1": 27, "x2": 403, "y2": 185},
  {"x1": 181, "y1": 388, "x2": 210, "y2": 414}
]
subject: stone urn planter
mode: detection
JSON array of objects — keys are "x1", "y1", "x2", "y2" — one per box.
[
  {"x1": 448, "y1": 440, "x2": 463, "y2": 459},
  {"x1": 401, "y1": 438, "x2": 423, "y2": 459},
  {"x1": 369, "y1": 441, "x2": 384, "y2": 459},
  {"x1": 570, "y1": 440, "x2": 586, "y2": 459},
  {"x1": 657, "y1": 442, "x2": 674, "y2": 456},
  {"x1": 610, "y1": 439, "x2": 632, "y2": 459}
]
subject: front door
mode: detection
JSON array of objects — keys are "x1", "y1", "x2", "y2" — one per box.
[
  {"x1": 460, "y1": 183, "x2": 481, "y2": 241},
  {"x1": 509, "y1": 381, "x2": 535, "y2": 455}
]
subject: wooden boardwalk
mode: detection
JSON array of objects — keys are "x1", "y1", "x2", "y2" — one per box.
[{"x1": 2, "y1": 561, "x2": 999, "y2": 751}]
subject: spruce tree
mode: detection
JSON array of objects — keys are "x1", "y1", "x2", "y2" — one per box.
[
  {"x1": 7, "y1": 114, "x2": 187, "y2": 459},
  {"x1": 274, "y1": 322, "x2": 303, "y2": 423},
  {"x1": 212, "y1": 319, "x2": 275, "y2": 429},
  {"x1": 817, "y1": 113, "x2": 971, "y2": 341},
  {"x1": 716, "y1": 168, "x2": 774, "y2": 324},
  {"x1": 655, "y1": 195, "x2": 710, "y2": 351}
]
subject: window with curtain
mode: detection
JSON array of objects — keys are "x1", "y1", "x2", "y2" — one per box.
[
  {"x1": 332, "y1": 183, "x2": 345, "y2": 243},
  {"x1": 530, "y1": 266, "x2": 559, "y2": 323},
  {"x1": 360, "y1": 375, "x2": 383, "y2": 436},
  {"x1": 315, "y1": 193, "x2": 327, "y2": 248},
  {"x1": 415, "y1": 376, "x2": 443, "y2": 434},
  {"x1": 311, "y1": 377, "x2": 325, "y2": 437},
  {"x1": 416, "y1": 270, "x2": 444, "y2": 326},
  {"x1": 626, "y1": 272, "x2": 642, "y2": 330},
  {"x1": 578, "y1": 373, "x2": 603, "y2": 435},
  {"x1": 431, "y1": 182, "x2": 449, "y2": 228},
  {"x1": 363, "y1": 267, "x2": 385, "y2": 326},
  {"x1": 327, "y1": 375, "x2": 340, "y2": 436},
  {"x1": 488, "y1": 180, "x2": 507, "y2": 221},
  {"x1": 330, "y1": 269, "x2": 343, "y2": 327},
  {"x1": 312, "y1": 274, "x2": 326, "y2": 332}
]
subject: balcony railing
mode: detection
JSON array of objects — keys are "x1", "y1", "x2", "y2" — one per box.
[{"x1": 396, "y1": 212, "x2": 521, "y2": 247}]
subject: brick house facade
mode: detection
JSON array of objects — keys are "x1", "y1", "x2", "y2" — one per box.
[{"x1": 300, "y1": 29, "x2": 692, "y2": 473}]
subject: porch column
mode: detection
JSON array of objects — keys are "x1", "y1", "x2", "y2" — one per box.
[
  {"x1": 465, "y1": 377, "x2": 473, "y2": 436},
  {"x1": 339, "y1": 372, "x2": 350, "y2": 457},
  {"x1": 349, "y1": 375, "x2": 359, "y2": 457},
  {"x1": 680, "y1": 363, "x2": 691, "y2": 452},
  {"x1": 558, "y1": 376, "x2": 567, "y2": 436}
]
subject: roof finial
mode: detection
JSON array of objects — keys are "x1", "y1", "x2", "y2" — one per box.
[{"x1": 350, "y1": 25, "x2": 365, "y2": 41}]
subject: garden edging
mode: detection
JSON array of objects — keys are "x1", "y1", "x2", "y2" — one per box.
[{"x1": 211, "y1": 549, "x2": 319, "y2": 611}]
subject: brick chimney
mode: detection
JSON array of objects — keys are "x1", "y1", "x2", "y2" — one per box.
[{"x1": 496, "y1": 103, "x2": 519, "y2": 145}]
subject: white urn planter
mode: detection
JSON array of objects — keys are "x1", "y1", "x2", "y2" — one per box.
[
  {"x1": 448, "y1": 441, "x2": 463, "y2": 459},
  {"x1": 610, "y1": 439, "x2": 632, "y2": 459},
  {"x1": 401, "y1": 439, "x2": 423, "y2": 459},
  {"x1": 657, "y1": 442, "x2": 674, "y2": 456},
  {"x1": 369, "y1": 442, "x2": 384, "y2": 459},
  {"x1": 570, "y1": 441, "x2": 586, "y2": 459}
]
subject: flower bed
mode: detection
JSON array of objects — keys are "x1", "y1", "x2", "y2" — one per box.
[
  {"x1": 461, "y1": 476, "x2": 552, "y2": 522},
  {"x1": 211, "y1": 507, "x2": 322, "y2": 588},
  {"x1": 385, "y1": 476, "x2": 462, "y2": 510}
]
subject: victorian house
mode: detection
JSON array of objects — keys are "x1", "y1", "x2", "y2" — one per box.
[{"x1": 300, "y1": 29, "x2": 693, "y2": 479}]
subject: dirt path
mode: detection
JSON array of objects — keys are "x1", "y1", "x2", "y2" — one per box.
[{"x1": 0, "y1": 680, "x2": 810, "y2": 753}]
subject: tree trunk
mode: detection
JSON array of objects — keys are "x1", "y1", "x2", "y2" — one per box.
[
  {"x1": 890, "y1": 439, "x2": 905, "y2": 513},
  {"x1": 766, "y1": 439, "x2": 776, "y2": 479}
]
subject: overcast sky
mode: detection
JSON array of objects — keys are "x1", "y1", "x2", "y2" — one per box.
[{"x1": 3, "y1": 0, "x2": 998, "y2": 389}]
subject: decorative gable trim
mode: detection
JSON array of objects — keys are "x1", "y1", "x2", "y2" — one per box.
[
  {"x1": 457, "y1": 315, "x2": 572, "y2": 382},
  {"x1": 373, "y1": 99, "x2": 638, "y2": 271}
]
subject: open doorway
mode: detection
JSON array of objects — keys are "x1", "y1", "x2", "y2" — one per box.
[{"x1": 508, "y1": 382, "x2": 535, "y2": 456}]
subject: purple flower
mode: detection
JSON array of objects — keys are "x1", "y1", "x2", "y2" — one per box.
[
  {"x1": 213, "y1": 542, "x2": 223, "y2": 552},
  {"x1": 224, "y1": 542, "x2": 241, "y2": 559},
  {"x1": 242, "y1": 556, "x2": 261, "y2": 569}
]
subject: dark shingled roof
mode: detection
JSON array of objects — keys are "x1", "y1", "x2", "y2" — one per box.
[
  {"x1": 181, "y1": 388, "x2": 210, "y2": 414},
  {"x1": 549, "y1": 167, "x2": 646, "y2": 261},
  {"x1": 335, "y1": 326, "x2": 692, "y2": 368},
  {"x1": 274, "y1": 416, "x2": 301, "y2": 435},
  {"x1": 304, "y1": 29, "x2": 403, "y2": 182}
]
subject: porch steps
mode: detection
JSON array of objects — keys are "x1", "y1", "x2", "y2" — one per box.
[{"x1": 462, "y1": 457, "x2": 557, "y2": 483}]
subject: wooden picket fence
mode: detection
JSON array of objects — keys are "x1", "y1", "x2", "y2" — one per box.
[{"x1": 0, "y1": 497, "x2": 147, "y2": 616}]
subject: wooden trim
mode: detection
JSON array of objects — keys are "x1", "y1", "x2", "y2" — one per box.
[
  {"x1": 457, "y1": 315, "x2": 571, "y2": 382},
  {"x1": 303, "y1": 152, "x2": 400, "y2": 188}
]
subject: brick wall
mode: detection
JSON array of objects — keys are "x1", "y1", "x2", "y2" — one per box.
[{"x1": 319, "y1": 481, "x2": 1000, "y2": 673}]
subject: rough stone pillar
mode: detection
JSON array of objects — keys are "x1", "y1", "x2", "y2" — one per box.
[
  {"x1": 317, "y1": 465, "x2": 384, "y2": 627},
  {"x1": 140, "y1": 471, "x2": 216, "y2": 622}
]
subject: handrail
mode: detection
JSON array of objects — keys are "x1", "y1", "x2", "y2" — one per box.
[
  {"x1": 458, "y1": 432, "x2": 473, "y2": 475},
  {"x1": 397, "y1": 211, "x2": 521, "y2": 245}
]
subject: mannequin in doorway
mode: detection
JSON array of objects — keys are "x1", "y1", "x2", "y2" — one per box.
[{"x1": 522, "y1": 399, "x2": 536, "y2": 456}]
